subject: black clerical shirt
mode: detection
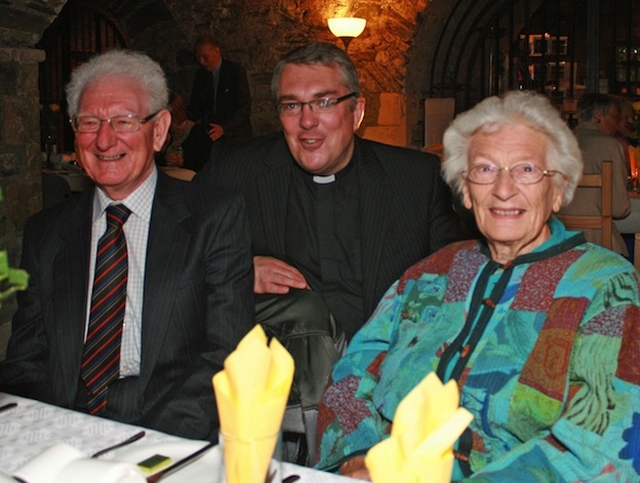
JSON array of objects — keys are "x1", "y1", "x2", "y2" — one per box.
[{"x1": 285, "y1": 160, "x2": 364, "y2": 340}]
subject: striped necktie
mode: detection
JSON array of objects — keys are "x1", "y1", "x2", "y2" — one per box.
[{"x1": 81, "y1": 204, "x2": 131, "y2": 415}]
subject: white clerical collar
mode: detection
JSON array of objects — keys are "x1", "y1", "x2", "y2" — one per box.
[{"x1": 312, "y1": 174, "x2": 336, "y2": 184}]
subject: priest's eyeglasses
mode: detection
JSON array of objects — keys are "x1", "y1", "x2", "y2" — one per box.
[
  {"x1": 463, "y1": 163, "x2": 560, "y2": 185},
  {"x1": 276, "y1": 92, "x2": 357, "y2": 116},
  {"x1": 70, "y1": 112, "x2": 159, "y2": 133}
]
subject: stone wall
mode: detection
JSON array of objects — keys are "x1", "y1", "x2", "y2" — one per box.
[
  {"x1": 159, "y1": 0, "x2": 432, "y2": 146},
  {"x1": 0, "y1": 46, "x2": 46, "y2": 357},
  {"x1": 0, "y1": 0, "x2": 437, "y2": 357},
  {"x1": 0, "y1": 1, "x2": 65, "y2": 356}
]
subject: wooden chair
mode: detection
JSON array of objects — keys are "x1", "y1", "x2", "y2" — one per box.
[{"x1": 557, "y1": 160, "x2": 613, "y2": 250}]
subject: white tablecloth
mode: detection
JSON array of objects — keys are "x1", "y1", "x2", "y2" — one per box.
[{"x1": 0, "y1": 393, "x2": 357, "y2": 482}]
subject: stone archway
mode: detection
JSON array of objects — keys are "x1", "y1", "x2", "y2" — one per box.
[{"x1": 405, "y1": 0, "x2": 547, "y2": 145}]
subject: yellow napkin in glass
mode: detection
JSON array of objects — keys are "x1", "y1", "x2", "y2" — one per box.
[
  {"x1": 212, "y1": 324, "x2": 294, "y2": 483},
  {"x1": 365, "y1": 372, "x2": 473, "y2": 483}
]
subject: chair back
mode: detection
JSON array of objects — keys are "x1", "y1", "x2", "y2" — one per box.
[{"x1": 557, "y1": 160, "x2": 613, "y2": 250}]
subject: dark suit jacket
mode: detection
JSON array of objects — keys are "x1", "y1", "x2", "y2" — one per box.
[
  {"x1": 0, "y1": 172, "x2": 255, "y2": 441},
  {"x1": 187, "y1": 58, "x2": 253, "y2": 139},
  {"x1": 195, "y1": 132, "x2": 464, "y2": 327}
]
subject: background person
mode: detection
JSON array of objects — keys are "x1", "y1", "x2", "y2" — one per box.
[
  {"x1": 187, "y1": 35, "x2": 253, "y2": 142},
  {"x1": 559, "y1": 92, "x2": 630, "y2": 255},
  {"x1": 614, "y1": 96, "x2": 639, "y2": 180},
  {"x1": 156, "y1": 92, "x2": 211, "y2": 172},
  {"x1": 0, "y1": 50, "x2": 254, "y2": 441},
  {"x1": 315, "y1": 90, "x2": 640, "y2": 481}
]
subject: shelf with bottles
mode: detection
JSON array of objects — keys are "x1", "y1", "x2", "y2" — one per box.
[{"x1": 615, "y1": 44, "x2": 640, "y2": 96}]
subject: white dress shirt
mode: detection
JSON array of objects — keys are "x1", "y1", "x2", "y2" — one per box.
[{"x1": 85, "y1": 169, "x2": 157, "y2": 377}]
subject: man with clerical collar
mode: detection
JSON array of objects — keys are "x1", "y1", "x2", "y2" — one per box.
[
  {"x1": 197, "y1": 41, "x2": 464, "y2": 341},
  {"x1": 193, "y1": 43, "x2": 465, "y2": 459}
]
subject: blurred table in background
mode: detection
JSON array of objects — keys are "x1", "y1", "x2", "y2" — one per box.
[{"x1": 42, "y1": 164, "x2": 93, "y2": 209}]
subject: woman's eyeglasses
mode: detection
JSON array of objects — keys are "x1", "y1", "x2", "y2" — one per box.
[{"x1": 463, "y1": 163, "x2": 560, "y2": 185}]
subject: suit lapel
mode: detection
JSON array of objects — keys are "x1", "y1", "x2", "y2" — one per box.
[
  {"x1": 256, "y1": 136, "x2": 293, "y2": 255},
  {"x1": 357, "y1": 140, "x2": 393, "y2": 313},
  {"x1": 52, "y1": 191, "x2": 93, "y2": 404},
  {"x1": 139, "y1": 175, "x2": 191, "y2": 388}
]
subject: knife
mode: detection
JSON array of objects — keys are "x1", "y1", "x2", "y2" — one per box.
[{"x1": 146, "y1": 442, "x2": 214, "y2": 483}]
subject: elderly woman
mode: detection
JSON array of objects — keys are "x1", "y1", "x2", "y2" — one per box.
[{"x1": 315, "y1": 90, "x2": 640, "y2": 481}]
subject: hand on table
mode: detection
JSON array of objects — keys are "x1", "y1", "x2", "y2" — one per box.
[
  {"x1": 208, "y1": 123, "x2": 224, "y2": 142},
  {"x1": 339, "y1": 456, "x2": 371, "y2": 481},
  {"x1": 253, "y1": 256, "x2": 310, "y2": 294}
]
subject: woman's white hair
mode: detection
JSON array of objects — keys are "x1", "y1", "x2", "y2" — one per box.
[
  {"x1": 441, "y1": 90, "x2": 583, "y2": 206},
  {"x1": 66, "y1": 49, "x2": 169, "y2": 118}
]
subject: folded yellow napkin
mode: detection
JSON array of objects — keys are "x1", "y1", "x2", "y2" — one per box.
[
  {"x1": 212, "y1": 324, "x2": 294, "y2": 483},
  {"x1": 365, "y1": 372, "x2": 473, "y2": 483}
]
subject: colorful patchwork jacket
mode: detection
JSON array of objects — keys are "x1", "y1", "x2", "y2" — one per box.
[{"x1": 316, "y1": 219, "x2": 640, "y2": 481}]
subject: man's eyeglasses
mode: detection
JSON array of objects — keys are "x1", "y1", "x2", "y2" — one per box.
[
  {"x1": 70, "y1": 112, "x2": 159, "y2": 133},
  {"x1": 276, "y1": 92, "x2": 357, "y2": 116},
  {"x1": 463, "y1": 163, "x2": 560, "y2": 185}
]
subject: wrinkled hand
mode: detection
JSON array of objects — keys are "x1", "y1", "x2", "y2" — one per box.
[
  {"x1": 339, "y1": 456, "x2": 371, "y2": 481},
  {"x1": 253, "y1": 256, "x2": 309, "y2": 294},
  {"x1": 208, "y1": 123, "x2": 224, "y2": 142}
]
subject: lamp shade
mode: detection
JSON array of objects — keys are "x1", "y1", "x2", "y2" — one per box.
[{"x1": 328, "y1": 17, "x2": 366, "y2": 39}]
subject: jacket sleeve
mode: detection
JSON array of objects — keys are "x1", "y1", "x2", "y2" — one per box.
[
  {"x1": 219, "y1": 63, "x2": 252, "y2": 137},
  {"x1": 611, "y1": 144, "x2": 631, "y2": 219},
  {"x1": 315, "y1": 283, "x2": 402, "y2": 471}
]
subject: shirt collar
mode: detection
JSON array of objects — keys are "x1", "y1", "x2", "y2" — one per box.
[{"x1": 92, "y1": 168, "x2": 158, "y2": 223}]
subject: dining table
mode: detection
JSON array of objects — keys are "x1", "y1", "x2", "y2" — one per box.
[{"x1": 0, "y1": 393, "x2": 358, "y2": 483}]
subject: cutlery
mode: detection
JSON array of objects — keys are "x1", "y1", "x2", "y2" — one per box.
[
  {"x1": 282, "y1": 476, "x2": 301, "y2": 483},
  {"x1": 0, "y1": 403, "x2": 17, "y2": 413},
  {"x1": 146, "y1": 442, "x2": 214, "y2": 483},
  {"x1": 91, "y1": 430, "x2": 146, "y2": 458}
]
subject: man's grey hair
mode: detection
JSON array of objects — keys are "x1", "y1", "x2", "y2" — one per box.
[
  {"x1": 270, "y1": 42, "x2": 360, "y2": 109},
  {"x1": 66, "y1": 49, "x2": 169, "y2": 118},
  {"x1": 577, "y1": 93, "x2": 618, "y2": 122},
  {"x1": 441, "y1": 90, "x2": 583, "y2": 206}
]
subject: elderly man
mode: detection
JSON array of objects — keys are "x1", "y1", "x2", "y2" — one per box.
[
  {"x1": 559, "y1": 93, "x2": 630, "y2": 255},
  {"x1": 194, "y1": 42, "x2": 464, "y2": 458},
  {"x1": 187, "y1": 35, "x2": 253, "y2": 142},
  {"x1": 0, "y1": 50, "x2": 254, "y2": 442}
]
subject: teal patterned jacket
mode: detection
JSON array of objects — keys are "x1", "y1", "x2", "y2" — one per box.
[{"x1": 316, "y1": 218, "x2": 640, "y2": 481}]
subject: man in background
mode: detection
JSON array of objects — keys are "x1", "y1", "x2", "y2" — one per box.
[
  {"x1": 187, "y1": 35, "x2": 253, "y2": 142},
  {"x1": 560, "y1": 93, "x2": 630, "y2": 255},
  {"x1": 0, "y1": 50, "x2": 254, "y2": 442}
]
